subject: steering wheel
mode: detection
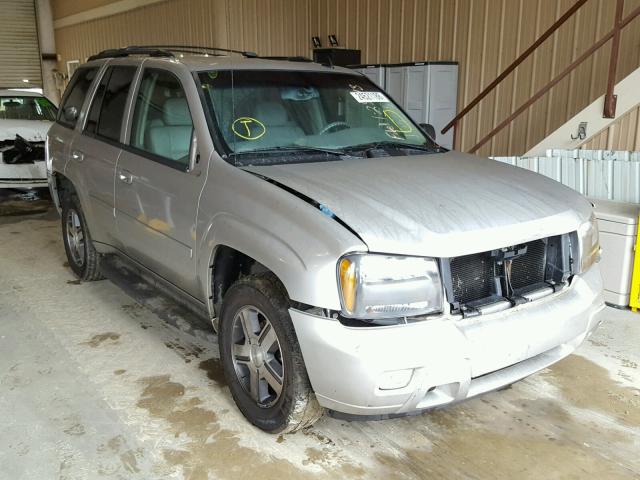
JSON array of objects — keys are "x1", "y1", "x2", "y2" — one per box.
[{"x1": 319, "y1": 121, "x2": 350, "y2": 135}]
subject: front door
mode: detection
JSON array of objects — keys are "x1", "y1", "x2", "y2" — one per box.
[{"x1": 114, "y1": 67, "x2": 205, "y2": 295}]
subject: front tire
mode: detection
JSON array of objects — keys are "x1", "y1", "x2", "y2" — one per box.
[
  {"x1": 61, "y1": 193, "x2": 104, "y2": 281},
  {"x1": 219, "y1": 274, "x2": 322, "y2": 433}
]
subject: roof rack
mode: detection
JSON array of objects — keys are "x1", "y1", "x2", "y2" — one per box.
[
  {"x1": 87, "y1": 45, "x2": 259, "y2": 62},
  {"x1": 87, "y1": 46, "x2": 174, "y2": 61},
  {"x1": 259, "y1": 56, "x2": 313, "y2": 62},
  {"x1": 135, "y1": 44, "x2": 258, "y2": 58}
]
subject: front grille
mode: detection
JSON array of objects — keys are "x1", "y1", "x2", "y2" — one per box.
[{"x1": 446, "y1": 238, "x2": 555, "y2": 308}]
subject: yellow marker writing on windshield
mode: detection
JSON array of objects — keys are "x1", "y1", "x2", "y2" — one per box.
[
  {"x1": 232, "y1": 117, "x2": 266, "y2": 140},
  {"x1": 383, "y1": 109, "x2": 413, "y2": 134}
]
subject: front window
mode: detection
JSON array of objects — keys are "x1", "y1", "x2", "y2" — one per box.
[
  {"x1": 198, "y1": 70, "x2": 439, "y2": 165},
  {"x1": 0, "y1": 95, "x2": 57, "y2": 121},
  {"x1": 130, "y1": 68, "x2": 194, "y2": 168}
]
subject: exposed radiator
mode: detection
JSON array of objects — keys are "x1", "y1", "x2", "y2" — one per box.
[{"x1": 444, "y1": 236, "x2": 566, "y2": 314}]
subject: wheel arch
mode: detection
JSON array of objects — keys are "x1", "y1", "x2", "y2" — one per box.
[
  {"x1": 207, "y1": 243, "x2": 294, "y2": 324},
  {"x1": 50, "y1": 171, "x2": 77, "y2": 210},
  {"x1": 200, "y1": 212, "x2": 333, "y2": 323}
]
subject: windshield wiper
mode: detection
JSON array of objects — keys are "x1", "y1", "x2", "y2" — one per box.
[
  {"x1": 347, "y1": 141, "x2": 439, "y2": 154},
  {"x1": 232, "y1": 145, "x2": 348, "y2": 156}
]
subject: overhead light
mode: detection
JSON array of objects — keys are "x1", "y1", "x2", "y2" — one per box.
[{"x1": 22, "y1": 79, "x2": 29, "y2": 83}]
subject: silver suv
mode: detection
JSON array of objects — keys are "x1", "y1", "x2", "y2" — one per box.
[{"x1": 47, "y1": 46, "x2": 604, "y2": 433}]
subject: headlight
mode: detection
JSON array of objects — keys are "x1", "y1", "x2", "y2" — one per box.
[
  {"x1": 576, "y1": 212, "x2": 600, "y2": 273},
  {"x1": 337, "y1": 254, "x2": 443, "y2": 319}
]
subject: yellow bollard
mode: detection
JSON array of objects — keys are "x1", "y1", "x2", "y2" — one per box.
[{"x1": 629, "y1": 214, "x2": 640, "y2": 312}]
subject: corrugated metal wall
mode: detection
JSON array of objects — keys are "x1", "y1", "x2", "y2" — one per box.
[
  {"x1": 309, "y1": 0, "x2": 640, "y2": 156},
  {"x1": 494, "y1": 150, "x2": 640, "y2": 202},
  {"x1": 52, "y1": 0, "x2": 640, "y2": 157},
  {"x1": 0, "y1": 0, "x2": 42, "y2": 87},
  {"x1": 582, "y1": 104, "x2": 640, "y2": 150},
  {"x1": 52, "y1": 0, "x2": 119, "y2": 20},
  {"x1": 53, "y1": 0, "x2": 310, "y2": 68}
]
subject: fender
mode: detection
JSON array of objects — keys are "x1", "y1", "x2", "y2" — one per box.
[
  {"x1": 198, "y1": 211, "x2": 344, "y2": 315},
  {"x1": 193, "y1": 154, "x2": 367, "y2": 316}
]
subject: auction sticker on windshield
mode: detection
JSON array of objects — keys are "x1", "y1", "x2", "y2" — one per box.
[{"x1": 350, "y1": 91, "x2": 389, "y2": 103}]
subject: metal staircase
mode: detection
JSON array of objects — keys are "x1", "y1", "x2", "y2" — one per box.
[{"x1": 525, "y1": 67, "x2": 640, "y2": 157}]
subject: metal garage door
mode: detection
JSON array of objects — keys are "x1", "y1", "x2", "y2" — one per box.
[{"x1": 0, "y1": 0, "x2": 42, "y2": 87}]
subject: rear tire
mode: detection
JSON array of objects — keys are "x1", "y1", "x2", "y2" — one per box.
[
  {"x1": 61, "y1": 193, "x2": 104, "y2": 281},
  {"x1": 218, "y1": 273, "x2": 323, "y2": 433}
]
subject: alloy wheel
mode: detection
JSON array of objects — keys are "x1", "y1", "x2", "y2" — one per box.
[
  {"x1": 231, "y1": 306, "x2": 284, "y2": 407},
  {"x1": 65, "y1": 209, "x2": 85, "y2": 267}
]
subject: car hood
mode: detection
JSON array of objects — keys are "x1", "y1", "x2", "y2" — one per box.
[
  {"x1": 0, "y1": 119, "x2": 52, "y2": 142},
  {"x1": 244, "y1": 151, "x2": 593, "y2": 257}
]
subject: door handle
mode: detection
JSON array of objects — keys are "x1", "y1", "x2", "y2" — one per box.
[
  {"x1": 71, "y1": 150, "x2": 84, "y2": 162},
  {"x1": 118, "y1": 170, "x2": 134, "y2": 184}
]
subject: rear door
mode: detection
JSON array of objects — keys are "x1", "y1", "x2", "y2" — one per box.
[
  {"x1": 71, "y1": 63, "x2": 138, "y2": 246},
  {"x1": 115, "y1": 65, "x2": 206, "y2": 295},
  {"x1": 48, "y1": 66, "x2": 100, "y2": 194}
]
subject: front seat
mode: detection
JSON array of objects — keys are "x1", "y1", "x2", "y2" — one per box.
[
  {"x1": 147, "y1": 97, "x2": 193, "y2": 162},
  {"x1": 253, "y1": 101, "x2": 303, "y2": 146}
]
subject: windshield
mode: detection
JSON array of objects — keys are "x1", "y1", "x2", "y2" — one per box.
[
  {"x1": 198, "y1": 70, "x2": 437, "y2": 164},
  {"x1": 0, "y1": 96, "x2": 57, "y2": 121}
]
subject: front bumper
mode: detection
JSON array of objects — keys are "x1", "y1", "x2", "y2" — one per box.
[
  {"x1": 291, "y1": 265, "x2": 605, "y2": 416},
  {"x1": 0, "y1": 161, "x2": 47, "y2": 189}
]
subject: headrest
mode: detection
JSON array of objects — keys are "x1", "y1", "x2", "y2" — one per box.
[
  {"x1": 254, "y1": 102, "x2": 288, "y2": 126},
  {"x1": 163, "y1": 97, "x2": 191, "y2": 126}
]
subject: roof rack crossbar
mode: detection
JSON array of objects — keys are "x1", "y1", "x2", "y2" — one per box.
[{"x1": 87, "y1": 46, "x2": 174, "y2": 61}]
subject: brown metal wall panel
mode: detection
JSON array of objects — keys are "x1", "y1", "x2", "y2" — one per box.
[
  {"x1": 52, "y1": 0, "x2": 640, "y2": 154},
  {"x1": 492, "y1": 0, "x2": 518, "y2": 155},
  {"x1": 54, "y1": 0, "x2": 310, "y2": 76},
  {"x1": 52, "y1": 0, "x2": 119, "y2": 20}
]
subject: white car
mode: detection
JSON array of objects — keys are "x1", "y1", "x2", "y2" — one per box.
[{"x1": 0, "y1": 89, "x2": 57, "y2": 189}]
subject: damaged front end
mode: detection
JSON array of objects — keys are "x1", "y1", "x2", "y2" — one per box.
[
  {"x1": 0, "y1": 134, "x2": 46, "y2": 164},
  {"x1": 441, "y1": 233, "x2": 576, "y2": 318}
]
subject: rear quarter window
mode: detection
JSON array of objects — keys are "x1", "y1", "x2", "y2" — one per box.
[{"x1": 57, "y1": 67, "x2": 99, "y2": 129}]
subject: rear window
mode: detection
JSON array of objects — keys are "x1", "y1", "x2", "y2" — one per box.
[
  {"x1": 58, "y1": 67, "x2": 99, "y2": 129},
  {"x1": 85, "y1": 66, "x2": 137, "y2": 142},
  {"x1": 0, "y1": 96, "x2": 57, "y2": 121}
]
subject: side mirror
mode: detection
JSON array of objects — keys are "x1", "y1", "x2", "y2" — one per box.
[
  {"x1": 420, "y1": 123, "x2": 436, "y2": 141},
  {"x1": 63, "y1": 106, "x2": 78, "y2": 123}
]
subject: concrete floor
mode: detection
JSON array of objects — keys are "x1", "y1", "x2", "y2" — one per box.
[{"x1": 1, "y1": 193, "x2": 639, "y2": 480}]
